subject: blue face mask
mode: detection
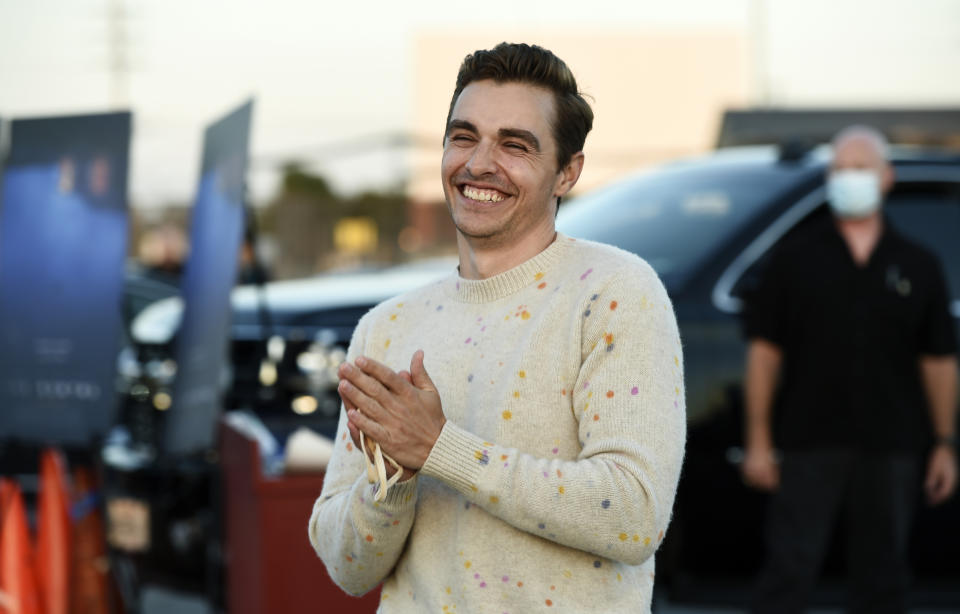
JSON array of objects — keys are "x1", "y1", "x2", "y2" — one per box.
[{"x1": 826, "y1": 170, "x2": 881, "y2": 219}]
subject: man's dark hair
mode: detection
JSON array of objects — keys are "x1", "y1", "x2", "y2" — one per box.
[{"x1": 445, "y1": 42, "x2": 594, "y2": 172}]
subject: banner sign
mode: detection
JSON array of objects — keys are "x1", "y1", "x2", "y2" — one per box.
[
  {"x1": 165, "y1": 101, "x2": 253, "y2": 455},
  {"x1": 0, "y1": 112, "x2": 132, "y2": 444}
]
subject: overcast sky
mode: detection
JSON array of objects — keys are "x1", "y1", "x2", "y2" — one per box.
[{"x1": 1, "y1": 0, "x2": 959, "y2": 208}]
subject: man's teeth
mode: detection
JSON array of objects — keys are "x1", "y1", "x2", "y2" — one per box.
[{"x1": 463, "y1": 186, "x2": 505, "y2": 202}]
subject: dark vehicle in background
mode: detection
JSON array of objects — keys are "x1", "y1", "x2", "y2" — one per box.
[
  {"x1": 554, "y1": 145, "x2": 960, "y2": 606},
  {"x1": 130, "y1": 143, "x2": 960, "y2": 606},
  {"x1": 129, "y1": 258, "x2": 455, "y2": 437}
]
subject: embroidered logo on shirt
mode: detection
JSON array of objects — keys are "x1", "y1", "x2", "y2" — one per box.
[{"x1": 885, "y1": 265, "x2": 911, "y2": 297}]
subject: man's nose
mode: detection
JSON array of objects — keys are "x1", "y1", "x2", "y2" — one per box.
[{"x1": 465, "y1": 141, "x2": 497, "y2": 176}]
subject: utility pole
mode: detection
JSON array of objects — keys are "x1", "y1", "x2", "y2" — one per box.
[
  {"x1": 107, "y1": 0, "x2": 130, "y2": 109},
  {"x1": 750, "y1": 0, "x2": 772, "y2": 107}
]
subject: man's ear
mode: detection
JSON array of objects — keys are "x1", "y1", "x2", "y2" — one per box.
[
  {"x1": 554, "y1": 151, "x2": 585, "y2": 199},
  {"x1": 881, "y1": 162, "x2": 895, "y2": 195}
]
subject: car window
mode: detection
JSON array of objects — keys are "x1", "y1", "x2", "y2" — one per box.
[
  {"x1": 884, "y1": 181, "x2": 960, "y2": 303},
  {"x1": 730, "y1": 178, "x2": 960, "y2": 309},
  {"x1": 729, "y1": 203, "x2": 832, "y2": 303},
  {"x1": 557, "y1": 162, "x2": 805, "y2": 284}
]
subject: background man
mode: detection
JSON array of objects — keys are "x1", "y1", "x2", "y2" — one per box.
[
  {"x1": 309, "y1": 42, "x2": 686, "y2": 613},
  {"x1": 741, "y1": 125, "x2": 958, "y2": 614}
]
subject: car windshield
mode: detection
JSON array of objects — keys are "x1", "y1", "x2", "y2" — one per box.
[{"x1": 557, "y1": 158, "x2": 812, "y2": 286}]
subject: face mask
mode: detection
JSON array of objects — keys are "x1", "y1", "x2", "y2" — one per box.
[{"x1": 826, "y1": 170, "x2": 882, "y2": 219}]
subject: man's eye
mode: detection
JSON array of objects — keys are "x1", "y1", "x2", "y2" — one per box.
[
  {"x1": 505, "y1": 142, "x2": 527, "y2": 151},
  {"x1": 451, "y1": 134, "x2": 474, "y2": 143}
]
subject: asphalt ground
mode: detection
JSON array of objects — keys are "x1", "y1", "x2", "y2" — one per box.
[
  {"x1": 137, "y1": 585, "x2": 960, "y2": 613},
  {"x1": 654, "y1": 597, "x2": 959, "y2": 614}
]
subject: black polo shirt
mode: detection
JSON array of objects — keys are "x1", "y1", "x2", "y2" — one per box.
[{"x1": 743, "y1": 215, "x2": 957, "y2": 453}]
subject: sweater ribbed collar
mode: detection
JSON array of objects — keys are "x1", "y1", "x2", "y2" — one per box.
[{"x1": 447, "y1": 233, "x2": 575, "y2": 303}]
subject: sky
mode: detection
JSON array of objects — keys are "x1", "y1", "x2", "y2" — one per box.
[{"x1": 1, "y1": 0, "x2": 959, "y2": 209}]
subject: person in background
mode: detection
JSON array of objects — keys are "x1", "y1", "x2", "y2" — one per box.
[
  {"x1": 237, "y1": 230, "x2": 270, "y2": 285},
  {"x1": 741, "y1": 125, "x2": 958, "y2": 614},
  {"x1": 309, "y1": 42, "x2": 686, "y2": 613}
]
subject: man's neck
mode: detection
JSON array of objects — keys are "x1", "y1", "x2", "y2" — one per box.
[
  {"x1": 835, "y1": 212, "x2": 884, "y2": 266},
  {"x1": 457, "y1": 224, "x2": 558, "y2": 280}
]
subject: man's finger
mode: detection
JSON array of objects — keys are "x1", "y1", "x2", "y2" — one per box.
[
  {"x1": 346, "y1": 419, "x2": 363, "y2": 453},
  {"x1": 356, "y1": 356, "x2": 409, "y2": 393},
  {"x1": 342, "y1": 387, "x2": 358, "y2": 411},
  {"x1": 927, "y1": 476, "x2": 945, "y2": 505},
  {"x1": 347, "y1": 408, "x2": 388, "y2": 443},
  {"x1": 925, "y1": 461, "x2": 946, "y2": 503},
  {"x1": 347, "y1": 419, "x2": 360, "y2": 445},
  {"x1": 934, "y1": 464, "x2": 956, "y2": 504},
  {"x1": 339, "y1": 362, "x2": 392, "y2": 407},
  {"x1": 934, "y1": 483, "x2": 949, "y2": 504},
  {"x1": 748, "y1": 473, "x2": 769, "y2": 491},
  {"x1": 338, "y1": 378, "x2": 388, "y2": 423},
  {"x1": 924, "y1": 467, "x2": 938, "y2": 494},
  {"x1": 768, "y1": 473, "x2": 780, "y2": 491},
  {"x1": 744, "y1": 464, "x2": 778, "y2": 492},
  {"x1": 410, "y1": 350, "x2": 437, "y2": 391}
]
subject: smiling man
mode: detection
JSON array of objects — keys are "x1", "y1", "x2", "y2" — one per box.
[{"x1": 309, "y1": 43, "x2": 686, "y2": 613}]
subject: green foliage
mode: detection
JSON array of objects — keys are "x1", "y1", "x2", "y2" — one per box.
[
  {"x1": 281, "y1": 163, "x2": 336, "y2": 200},
  {"x1": 260, "y1": 164, "x2": 410, "y2": 277}
]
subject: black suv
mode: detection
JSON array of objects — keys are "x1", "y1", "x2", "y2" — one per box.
[
  {"x1": 131, "y1": 144, "x2": 960, "y2": 605},
  {"x1": 555, "y1": 145, "x2": 960, "y2": 605}
]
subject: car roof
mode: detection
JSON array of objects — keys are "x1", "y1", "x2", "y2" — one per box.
[{"x1": 699, "y1": 143, "x2": 960, "y2": 168}]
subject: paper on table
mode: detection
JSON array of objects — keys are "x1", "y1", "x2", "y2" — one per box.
[{"x1": 284, "y1": 427, "x2": 335, "y2": 473}]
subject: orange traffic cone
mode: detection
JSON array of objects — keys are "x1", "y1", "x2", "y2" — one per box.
[
  {"x1": 0, "y1": 479, "x2": 14, "y2": 518},
  {"x1": 0, "y1": 478, "x2": 14, "y2": 613},
  {"x1": 68, "y1": 468, "x2": 110, "y2": 614},
  {"x1": 35, "y1": 450, "x2": 71, "y2": 614},
  {"x1": 0, "y1": 479, "x2": 42, "y2": 614}
]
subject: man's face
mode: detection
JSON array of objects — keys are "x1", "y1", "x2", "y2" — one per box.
[
  {"x1": 441, "y1": 80, "x2": 570, "y2": 247},
  {"x1": 830, "y1": 135, "x2": 893, "y2": 192},
  {"x1": 825, "y1": 134, "x2": 895, "y2": 219}
]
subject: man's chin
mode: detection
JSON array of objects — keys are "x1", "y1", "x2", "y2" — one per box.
[
  {"x1": 453, "y1": 219, "x2": 513, "y2": 245},
  {"x1": 454, "y1": 225, "x2": 500, "y2": 241}
]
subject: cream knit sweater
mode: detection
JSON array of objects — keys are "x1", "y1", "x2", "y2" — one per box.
[{"x1": 309, "y1": 234, "x2": 686, "y2": 613}]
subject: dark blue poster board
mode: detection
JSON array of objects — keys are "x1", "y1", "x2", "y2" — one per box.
[
  {"x1": 0, "y1": 112, "x2": 131, "y2": 445},
  {"x1": 165, "y1": 101, "x2": 252, "y2": 455}
]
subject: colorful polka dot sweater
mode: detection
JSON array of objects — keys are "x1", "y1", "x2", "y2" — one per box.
[{"x1": 309, "y1": 234, "x2": 686, "y2": 613}]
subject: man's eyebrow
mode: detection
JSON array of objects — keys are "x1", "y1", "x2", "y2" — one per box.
[
  {"x1": 499, "y1": 128, "x2": 540, "y2": 152},
  {"x1": 446, "y1": 119, "x2": 477, "y2": 136}
]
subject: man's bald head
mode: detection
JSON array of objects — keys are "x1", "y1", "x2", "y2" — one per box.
[
  {"x1": 832, "y1": 125, "x2": 889, "y2": 167},
  {"x1": 830, "y1": 124, "x2": 895, "y2": 196}
]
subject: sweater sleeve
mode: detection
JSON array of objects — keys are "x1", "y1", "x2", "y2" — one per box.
[
  {"x1": 308, "y1": 312, "x2": 420, "y2": 596},
  {"x1": 420, "y1": 264, "x2": 686, "y2": 566}
]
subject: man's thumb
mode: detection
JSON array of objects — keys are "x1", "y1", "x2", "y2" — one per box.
[{"x1": 410, "y1": 350, "x2": 436, "y2": 391}]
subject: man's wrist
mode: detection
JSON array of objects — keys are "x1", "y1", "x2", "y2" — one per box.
[
  {"x1": 745, "y1": 424, "x2": 774, "y2": 450},
  {"x1": 933, "y1": 434, "x2": 957, "y2": 449}
]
